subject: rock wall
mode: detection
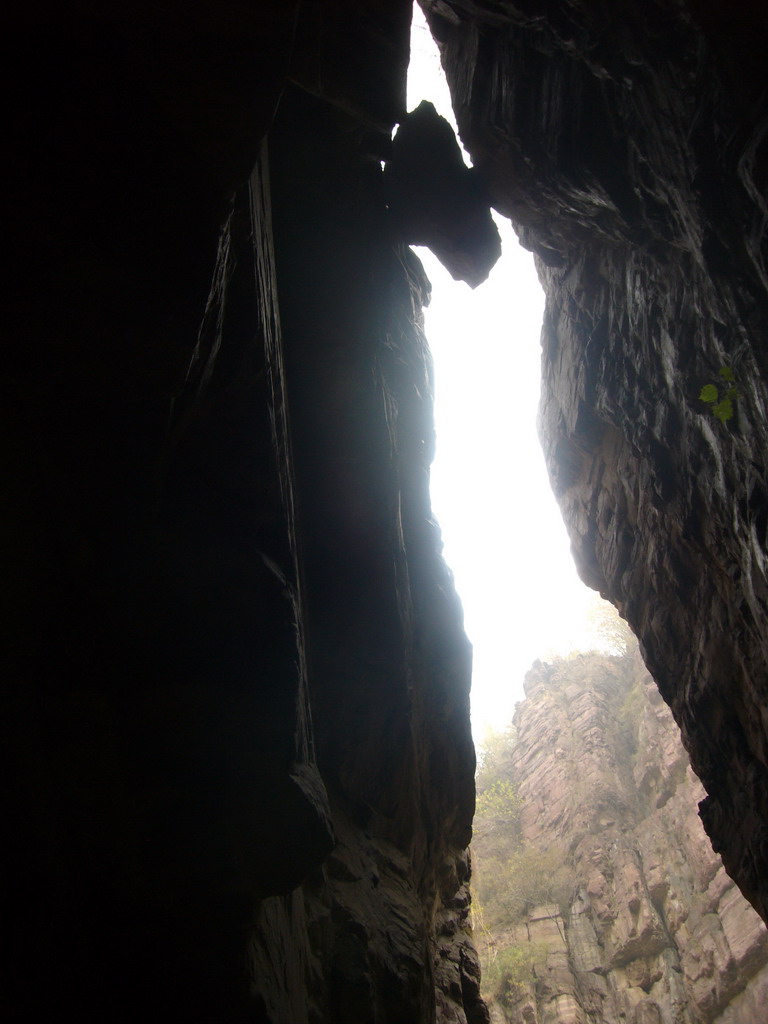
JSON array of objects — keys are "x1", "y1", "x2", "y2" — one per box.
[
  {"x1": 474, "y1": 651, "x2": 768, "y2": 1023},
  {"x1": 5, "y1": 0, "x2": 768, "y2": 1019},
  {"x1": 428, "y1": 0, "x2": 768, "y2": 921},
  {"x1": 3, "y1": 3, "x2": 484, "y2": 1020}
]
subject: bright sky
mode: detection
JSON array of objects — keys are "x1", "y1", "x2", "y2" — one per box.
[{"x1": 407, "y1": 5, "x2": 609, "y2": 740}]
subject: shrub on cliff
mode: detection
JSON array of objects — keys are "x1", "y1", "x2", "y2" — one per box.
[
  {"x1": 475, "y1": 779, "x2": 521, "y2": 842},
  {"x1": 483, "y1": 941, "x2": 549, "y2": 1007},
  {"x1": 474, "y1": 843, "x2": 574, "y2": 928}
]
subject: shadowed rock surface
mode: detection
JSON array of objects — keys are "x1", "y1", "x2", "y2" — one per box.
[
  {"x1": 386, "y1": 100, "x2": 501, "y2": 286},
  {"x1": 3, "y1": 0, "x2": 768, "y2": 1020},
  {"x1": 474, "y1": 650, "x2": 768, "y2": 1022},
  {"x1": 428, "y1": 0, "x2": 768, "y2": 923},
  {"x1": 4, "y1": 2, "x2": 483, "y2": 1020}
]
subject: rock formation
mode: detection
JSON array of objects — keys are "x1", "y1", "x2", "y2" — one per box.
[
  {"x1": 473, "y1": 649, "x2": 768, "y2": 1023},
  {"x1": 386, "y1": 100, "x2": 501, "y2": 285},
  {"x1": 428, "y1": 0, "x2": 768, "y2": 922},
  {"x1": 4, "y1": 0, "x2": 768, "y2": 1019},
  {"x1": 4, "y1": 2, "x2": 484, "y2": 1020}
]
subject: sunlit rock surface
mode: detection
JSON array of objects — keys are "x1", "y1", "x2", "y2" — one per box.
[
  {"x1": 429, "y1": 0, "x2": 768, "y2": 922},
  {"x1": 476, "y1": 651, "x2": 768, "y2": 1023}
]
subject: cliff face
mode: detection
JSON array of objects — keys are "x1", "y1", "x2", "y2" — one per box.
[
  {"x1": 429, "y1": 0, "x2": 768, "y2": 921},
  {"x1": 4, "y1": 3, "x2": 482, "y2": 1020},
  {"x1": 5, "y1": 0, "x2": 768, "y2": 1019},
  {"x1": 474, "y1": 651, "x2": 768, "y2": 1023}
]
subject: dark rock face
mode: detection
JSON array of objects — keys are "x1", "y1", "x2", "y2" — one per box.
[
  {"x1": 5, "y1": 0, "x2": 768, "y2": 1019},
  {"x1": 429, "y1": 0, "x2": 768, "y2": 923},
  {"x1": 387, "y1": 100, "x2": 501, "y2": 286},
  {"x1": 4, "y1": 2, "x2": 484, "y2": 1020}
]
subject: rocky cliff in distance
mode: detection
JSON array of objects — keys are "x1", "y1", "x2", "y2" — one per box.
[{"x1": 473, "y1": 648, "x2": 768, "y2": 1023}]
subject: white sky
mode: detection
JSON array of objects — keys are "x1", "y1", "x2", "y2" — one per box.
[{"x1": 407, "y1": 6, "x2": 610, "y2": 741}]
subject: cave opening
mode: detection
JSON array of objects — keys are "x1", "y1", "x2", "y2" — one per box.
[
  {"x1": 406, "y1": 4, "x2": 603, "y2": 739},
  {"x1": 8, "y1": 1, "x2": 768, "y2": 1016}
]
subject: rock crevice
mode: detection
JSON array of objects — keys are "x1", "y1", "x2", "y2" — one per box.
[
  {"x1": 5, "y1": 0, "x2": 768, "y2": 1018},
  {"x1": 430, "y1": 0, "x2": 768, "y2": 920}
]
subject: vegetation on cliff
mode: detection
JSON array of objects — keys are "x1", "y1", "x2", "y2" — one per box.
[{"x1": 472, "y1": 619, "x2": 768, "y2": 1022}]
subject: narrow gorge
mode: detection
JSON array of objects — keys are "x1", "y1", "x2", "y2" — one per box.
[{"x1": 3, "y1": 1, "x2": 767, "y2": 1021}]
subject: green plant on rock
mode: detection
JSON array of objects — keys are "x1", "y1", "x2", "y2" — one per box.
[{"x1": 700, "y1": 366, "x2": 739, "y2": 424}]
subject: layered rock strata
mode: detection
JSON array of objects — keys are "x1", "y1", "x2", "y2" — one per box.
[
  {"x1": 427, "y1": 0, "x2": 768, "y2": 921},
  {"x1": 475, "y1": 651, "x2": 768, "y2": 1023},
  {"x1": 4, "y1": 2, "x2": 486, "y2": 1020}
]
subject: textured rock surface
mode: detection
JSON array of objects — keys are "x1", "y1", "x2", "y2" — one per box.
[
  {"x1": 6, "y1": 0, "x2": 768, "y2": 1019},
  {"x1": 475, "y1": 650, "x2": 768, "y2": 1023},
  {"x1": 429, "y1": 0, "x2": 768, "y2": 921},
  {"x1": 3, "y1": 2, "x2": 485, "y2": 1020}
]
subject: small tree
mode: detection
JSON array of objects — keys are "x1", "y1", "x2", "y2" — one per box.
[
  {"x1": 587, "y1": 597, "x2": 636, "y2": 656},
  {"x1": 483, "y1": 941, "x2": 549, "y2": 1007},
  {"x1": 476, "y1": 726, "x2": 516, "y2": 790},
  {"x1": 496, "y1": 845, "x2": 574, "y2": 922},
  {"x1": 473, "y1": 843, "x2": 575, "y2": 930},
  {"x1": 475, "y1": 779, "x2": 521, "y2": 840}
]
